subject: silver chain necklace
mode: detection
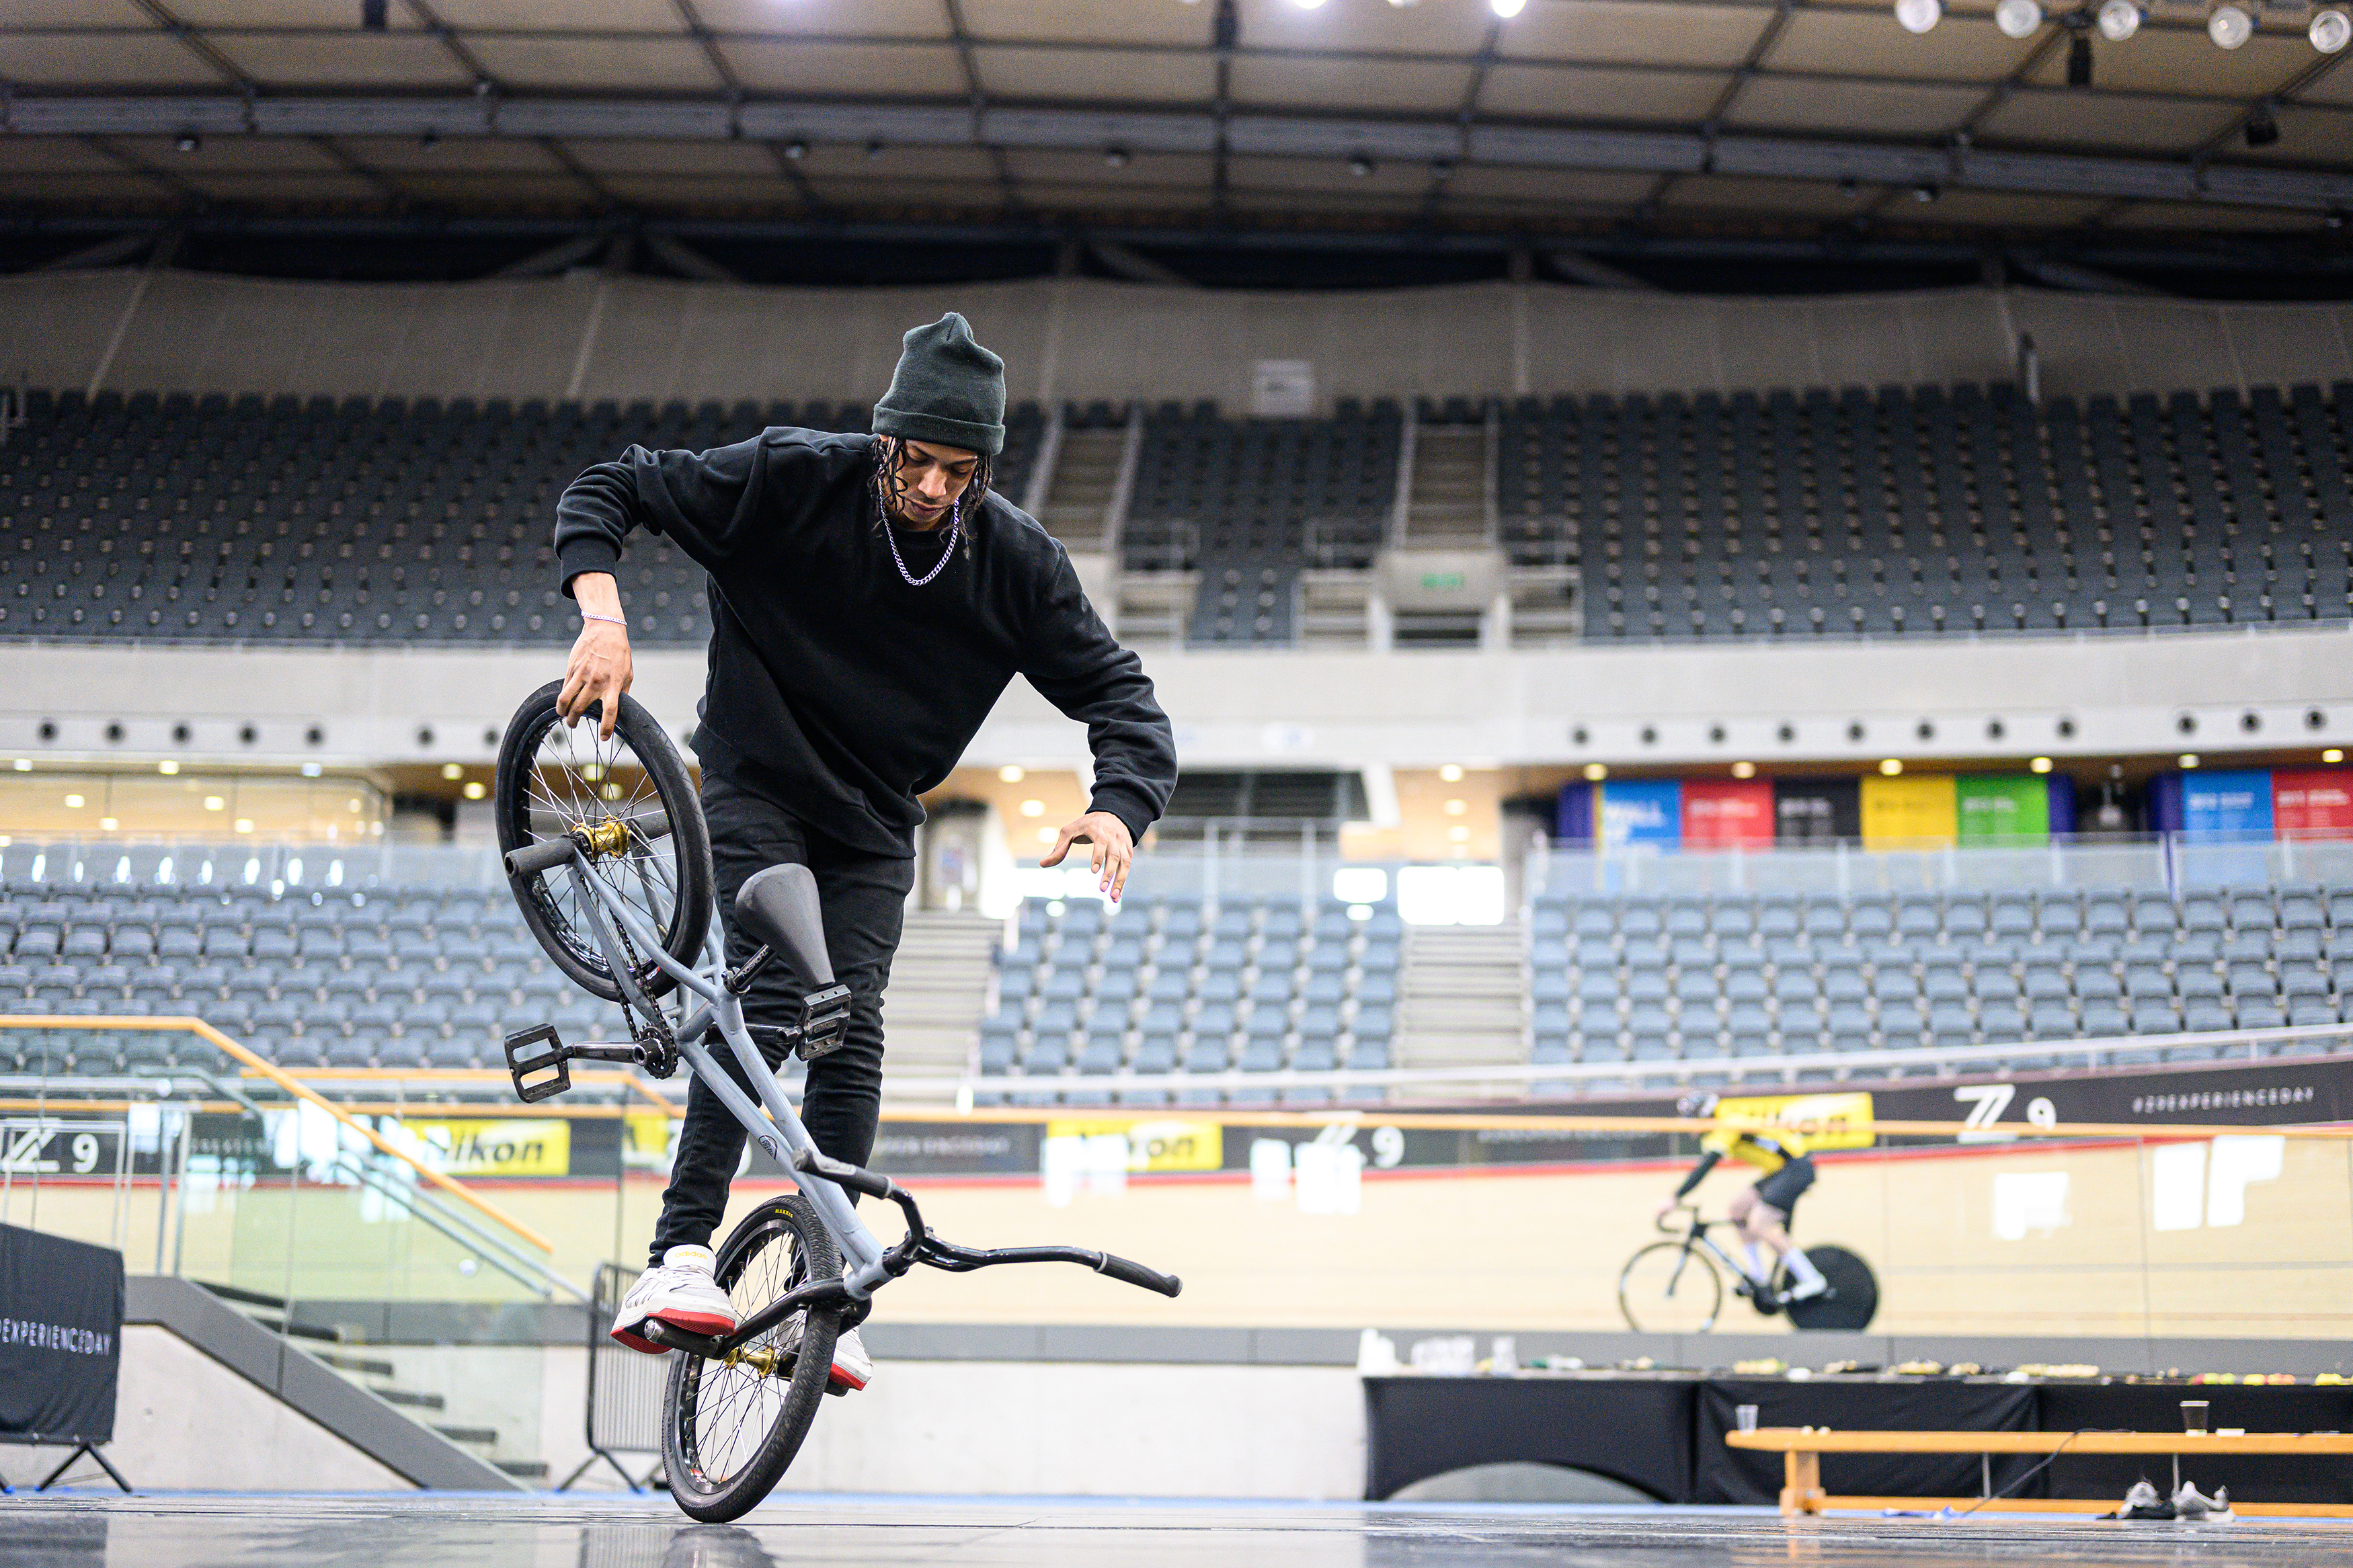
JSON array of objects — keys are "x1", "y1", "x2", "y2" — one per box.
[{"x1": 879, "y1": 487, "x2": 961, "y2": 587}]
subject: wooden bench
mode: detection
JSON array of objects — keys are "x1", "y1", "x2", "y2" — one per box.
[{"x1": 1726, "y1": 1427, "x2": 2353, "y2": 1518}]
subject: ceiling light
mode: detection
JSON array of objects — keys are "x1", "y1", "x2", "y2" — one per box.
[
  {"x1": 998, "y1": 764, "x2": 1025, "y2": 782},
  {"x1": 99, "y1": 817, "x2": 118, "y2": 831},
  {"x1": 1019, "y1": 798, "x2": 1045, "y2": 817},
  {"x1": 1731, "y1": 761, "x2": 1757, "y2": 779},
  {"x1": 1290, "y1": 0, "x2": 1328, "y2": 9},
  {"x1": 300, "y1": 761, "x2": 323, "y2": 778},
  {"x1": 2067, "y1": 32, "x2": 2093, "y2": 85},
  {"x1": 1583, "y1": 763, "x2": 1607, "y2": 782},
  {"x1": 1439, "y1": 764, "x2": 1464, "y2": 782},
  {"x1": 1895, "y1": 0, "x2": 1942, "y2": 34},
  {"x1": 1911, "y1": 183, "x2": 1940, "y2": 202},
  {"x1": 157, "y1": 760, "x2": 179, "y2": 775},
  {"x1": 1444, "y1": 798, "x2": 1468, "y2": 815},
  {"x1": 1104, "y1": 147, "x2": 1131, "y2": 168},
  {"x1": 2030, "y1": 756, "x2": 2054, "y2": 774},
  {"x1": 1389, "y1": 0, "x2": 1419, "y2": 7},
  {"x1": 1879, "y1": 759, "x2": 1904, "y2": 776},
  {"x1": 440, "y1": 763, "x2": 464, "y2": 780},
  {"x1": 1447, "y1": 824, "x2": 1471, "y2": 841},
  {"x1": 2180, "y1": 753, "x2": 2201, "y2": 769},
  {"x1": 204, "y1": 796, "x2": 225, "y2": 811},
  {"x1": 2313, "y1": 9, "x2": 2351, "y2": 50},
  {"x1": 2244, "y1": 106, "x2": 2280, "y2": 147},
  {"x1": 783, "y1": 139, "x2": 808, "y2": 160},
  {"x1": 174, "y1": 133, "x2": 201, "y2": 154},
  {"x1": 463, "y1": 781, "x2": 487, "y2": 800},
  {"x1": 2096, "y1": 0, "x2": 2141, "y2": 38},
  {"x1": 1995, "y1": 0, "x2": 2043, "y2": 36},
  {"x1": 2208, "y1": 5, "x2": 2252, "y2": 48},
  {"x1": 9, "y1": 760, "x2": 27, "y2": 772},
  {"x1": 1035, "y1": 825, "x2": 1058, "y2": 844},
  {"x1": 63, "y1": 794, "x2": 84, "y2": 809},
  {"x1": 235, "y1": 819, "x2": 255, "y2": 834},
  {"x1": 1490, "y1": 0, "x2": 1529, "y2": 15},
  {"x1": 2324, "y1": 748, "x2": 2346, "y2": 763},
  {"x1": 1349, "y1": 155, "x2": 1375, "y2": 177}
]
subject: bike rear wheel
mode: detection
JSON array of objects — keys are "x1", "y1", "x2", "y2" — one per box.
[
  {"x1": 663, "y1": 1194, "x2": 842, "y2": 1522},
  {"x1": 494, "y1": 679, "x2": 711, "y2": 1003},
  {"x1": 1780, "y1": 1243, "x2": 1880, "y2": 1331},
  {"x1": 1618, "y1": 1239, "x2": 1726, "y2": 1333}
]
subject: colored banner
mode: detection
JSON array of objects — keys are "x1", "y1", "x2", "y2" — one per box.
[
  {"x1": 2178, "y1": 770, "x2": 2275, "y2": 837},
  {"x1": 1955, "y1": 775, "x2": 2050, "y2": 844},
  {"x1": 1710, "y1": 1091, "x2": 1878, "y2": 1153},
  {"x1": 2274, "y1": 769, "x2": 2353, "y2": 839},
  {"x1": 403, "y1": 1118, "x2": 571, "y2": 1178},
  {"x1": 1046, "y1": 1118, "x2": 1224, "y2": 1173},
  {"x1": 1681, "y1": 780, "x2": 1775, "y2": 848},
  {"x1": 1554, "y1": 781, "x2": 1596, "y2": 844},
  {"x1": 1860, "y1": 774, "x2": 1958, "y2": 848},
  {"x1": 1599, "y1": 780, "x2": 1683, "y2": 848},
  {"x1": 1773, "y1": 778, "x2": 1859, "y2": 844}
]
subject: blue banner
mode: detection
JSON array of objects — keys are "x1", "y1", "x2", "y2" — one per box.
[{"x1": 1599, "y1": 780, "x2": 1683, "y2": 848}]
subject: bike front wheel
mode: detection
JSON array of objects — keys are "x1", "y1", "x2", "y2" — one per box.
[
  {"x1": 1618, "y1": 1239, "x2": 1725, "y2": 1333},
  {"x1": 664, "y1": 1194, "x2": 842, "y2": 1522}
]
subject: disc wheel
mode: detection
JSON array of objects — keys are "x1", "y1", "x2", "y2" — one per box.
[
  {"x1": 1618, "y1": 1239, "x2": 1725, "y2": 1333},
  {"x1": 1780, "y1": 1243, "x2": 1880, "y2": 1331},
  {"x1": 494, "y1": 679, "x2": 711, "y2": 1003},
  {"x1": 664, "y1": 1195, "x2": 842, "y2": 1522}
]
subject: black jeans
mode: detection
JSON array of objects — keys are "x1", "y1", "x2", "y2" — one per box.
[{"x1": 649, "y1": 772, "x2": 914, "y2": 1265}]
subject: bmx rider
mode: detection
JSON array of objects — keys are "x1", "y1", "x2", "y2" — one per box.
[{"x1": 553, "y1": 313, "x2": 1179, "y2": 1387}]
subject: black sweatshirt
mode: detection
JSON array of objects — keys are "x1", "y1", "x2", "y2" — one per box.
[{"x1": 554, "y1": 427, "x2": 1176, "y2": 859}]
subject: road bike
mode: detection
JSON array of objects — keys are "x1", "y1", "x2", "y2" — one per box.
[
  {"x1": 489, "y1": 680, "x2": 1182, "y2": 1521},
  {"x1": 1618, "y1": 1205, "x2": 1878, "y2": 1334}
]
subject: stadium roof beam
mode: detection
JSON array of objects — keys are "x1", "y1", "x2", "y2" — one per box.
[
  {"x1": 1088, "y1": 241, "x2": 1194, "y2": 287},
  {"x1": 642, "y1": 233, "x2": 742, "y2": 284},
  {"x1": 490, "y1": 231, "x2": 612, "y2": 279},
  {"x1": 32, "y1": 229, "x2": 167, "y2": 272},
  {"x1": 2009, "y1": 255, "x2": 2169, "y2": 296},
  {"x1": 4, "y1": 95, "x2": 2348, "y2": 216}
]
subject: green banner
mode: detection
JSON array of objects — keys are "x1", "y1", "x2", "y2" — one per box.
[{"x1": 1956, "y1": 775, "x2": 2050, "y2": 844}]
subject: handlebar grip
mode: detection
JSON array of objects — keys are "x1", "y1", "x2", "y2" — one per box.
[
  {"x1": 505, "y1": 835, "x2": 579, "y2": 877},
  {"x1": 1092, "y1": 1251, "x2": 1183, "y2": 1298},
  {"x1": 791, "y1": 1146, "x2": 896, "y2": 1201}
]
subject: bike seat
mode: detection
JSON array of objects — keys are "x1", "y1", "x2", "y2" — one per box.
[{"x1": 735, "y1": 864, "x2": 834, "y2": 985}]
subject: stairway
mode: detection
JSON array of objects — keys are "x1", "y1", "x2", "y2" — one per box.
[
  {"x1": 1397, "y1": 921, "x2": 1527, "y2": 1089},
  {"x1": 1400, "y1": 425, "x2": 1490, "y2": 547},
  {"x1": 882, "y1": 909, "x2": 1002, "y2": 1088},
  {"x1": 313, "y1": 1348, "x2": 551, "y2": 1482},
  {"x1": 1037, "y1": 427, "x2": 1126, "y2": 552}
]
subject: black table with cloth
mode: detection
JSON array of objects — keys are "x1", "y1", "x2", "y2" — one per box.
[{"x1": 1365, "y1": 1373, "x2": 2353, "y2": 1505}]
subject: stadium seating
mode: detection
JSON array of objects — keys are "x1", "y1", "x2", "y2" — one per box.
[
  {"x1": 1527, "y1": 884, "x2": 2353, "y2": 1077},
  {"x1": 975, "y1": 895, "x2": 1402, "y2": 1106},
  {"x1": 0, "y1": 389, "x2": 1043, "y2": 646},
  {"x1": 1501, "y1": 381, "x2": 2353, "y2": 640}
]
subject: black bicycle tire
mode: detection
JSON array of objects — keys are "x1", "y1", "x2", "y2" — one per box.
[
  {"x1": 663, "y1": 1194, "x2": 842, "y2": 1523},
  {"x1": 1781, "y1": 1243, "x2": 1880, "y2": 1332},
  {"x1": 1618, "y1": 1239, "x2": 1724, "y2": 1334},
  {"x1": 494, "y1": 679, "x2": 712, "y2": 1003}
]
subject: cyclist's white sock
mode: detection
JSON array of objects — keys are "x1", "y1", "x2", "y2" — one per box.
[
  {"x1": 1743, "y1": 1241, "x2": 1771, "y2": 1282},
  {"x1": 1782, "y1": 1248, "x2": 1827, "y2": 1289}
]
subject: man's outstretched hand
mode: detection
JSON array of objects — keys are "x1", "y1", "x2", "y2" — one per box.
[
  {"x1": 1041, "y1": 811, "x2": 1135, "y2": 901},
  {"x1": 557, "y1": 571, "x2": 633, "y2": 740}
]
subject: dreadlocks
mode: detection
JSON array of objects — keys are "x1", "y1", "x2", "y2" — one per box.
[{"x1": 870, "y1": 434, "x2": 989, "y2": 558}]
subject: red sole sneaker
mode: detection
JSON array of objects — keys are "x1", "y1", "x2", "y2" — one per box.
[
  {"x1": 610, "y1": 1307, "x2": 737, "y2": 1354},
  {"x1": 828, "y1": 1363, "x2": 868, "y2": 1392}
]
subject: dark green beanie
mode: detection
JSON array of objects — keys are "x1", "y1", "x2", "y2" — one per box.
[{"x1": 871, "y1": 312, "x2": 1006, "y2": 457}]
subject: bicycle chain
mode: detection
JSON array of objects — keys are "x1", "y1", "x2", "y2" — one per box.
[{"x1": 600, "y1": 870, "x2": 679, "y2": 1079}]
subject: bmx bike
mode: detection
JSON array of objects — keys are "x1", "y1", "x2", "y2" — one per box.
[
  {"x1": 488, "y1": 680, "x2": 1182, "y2": 1521},
  {"x1": 1618, "y1": 1205, "x2": 1878, "y2": 1334}
]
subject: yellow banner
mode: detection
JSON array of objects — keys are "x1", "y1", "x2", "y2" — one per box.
[
  {"x1": 623, "y1": 1112, "x2": 674, "y2": 1171},
  {"x1": 1714, "y1": 1091, "x2": 1876, "y2": 1152},
  {"x1": 1046, "y1": 1118, "x2": 1224, "y2": 1173},
  {"x1": 405, "y1": 1118, "x2": 571, "y2": 1178},
  {"x1": 1860, "y1": 773, "x2": 1958, "y2": 848}
]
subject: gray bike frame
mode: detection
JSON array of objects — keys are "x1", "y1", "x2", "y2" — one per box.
[{"x1": 560, "y1": 859, "x2": 890, "y2": 1297}]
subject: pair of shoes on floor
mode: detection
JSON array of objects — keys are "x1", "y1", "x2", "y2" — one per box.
[
  {"x1": 608, "y1": 1244, "x2": 871, "y2": 1393},
  {"x1": 2104, "y1": 1479, "x2": 2232, "y2": 1522}
]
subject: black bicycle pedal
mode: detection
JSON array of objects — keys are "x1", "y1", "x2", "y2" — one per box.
[
  {"x1": 504, "y1": 1024, "x2": 572, "y2": 1102},
  {"x1": 795, "y1": 984, "x2": 852, "y2": 1061}
]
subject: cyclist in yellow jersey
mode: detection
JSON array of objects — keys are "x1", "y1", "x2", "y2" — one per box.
[{"x1": 1654, "y1": 1092, "x2": 1830, "y2": 1303}]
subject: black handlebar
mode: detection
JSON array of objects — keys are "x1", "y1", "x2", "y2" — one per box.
[
  {"x1": 1091, "y1": 1252, "x2": 1185, "y2": 1298},
  {"x1": 791, "y1": 1146, "x2": 899, "y2": 1202}
]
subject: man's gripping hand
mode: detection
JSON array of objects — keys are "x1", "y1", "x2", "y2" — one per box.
[
  {"x1": 1042, "y1": 811, "x2": 1135, "y2": 902},
  {"x1": 557, "y1": 571, "x2": 633, "y2": 741}
]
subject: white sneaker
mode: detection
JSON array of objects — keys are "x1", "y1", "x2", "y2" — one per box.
[
  {"x1": 610, "y1": 1245, "x2": 739, "y2": 1355},
  {"x1": 1782, "y1": 1275, "x2": 1831, "y2": 1303},
  {"x1": 779, "y1": 1317, "x2": 873, "y2": 1393}
]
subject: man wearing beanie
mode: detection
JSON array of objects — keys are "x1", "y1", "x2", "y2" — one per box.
[{"x1": 552, "y1": 313, "x2": 1177, "y2": 1387}]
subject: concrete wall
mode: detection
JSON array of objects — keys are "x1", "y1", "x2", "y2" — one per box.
[
  {"x1": 7, "y1": 1324, "x2": 412, "y2": 1493},
  {"x1": 5, "y1": 271, "x2": 2353, "y2": 409},
  {"x1": 9, "y1": 622, "x2": 2353, "y2": 778}
]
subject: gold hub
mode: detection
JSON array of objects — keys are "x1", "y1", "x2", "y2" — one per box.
[
  {"x1": 575, "y1": 817, "x2": 633, "y2": 858},
  {"x1": 721, "y1": 1344, "x2": 781, "y2": 1377}
]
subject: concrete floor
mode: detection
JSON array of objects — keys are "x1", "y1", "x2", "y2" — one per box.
[{"x1": 5, "y1": 1495, "x2": 2352, "y2": 1568}]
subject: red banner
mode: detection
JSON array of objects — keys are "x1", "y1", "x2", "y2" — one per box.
[
  {"x1": 1681, "y1": 780, "x2": 1776, "y2": 848},
  {"x1": 2274, "y1": 769, "x2": 2353, "y2": 839}
]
